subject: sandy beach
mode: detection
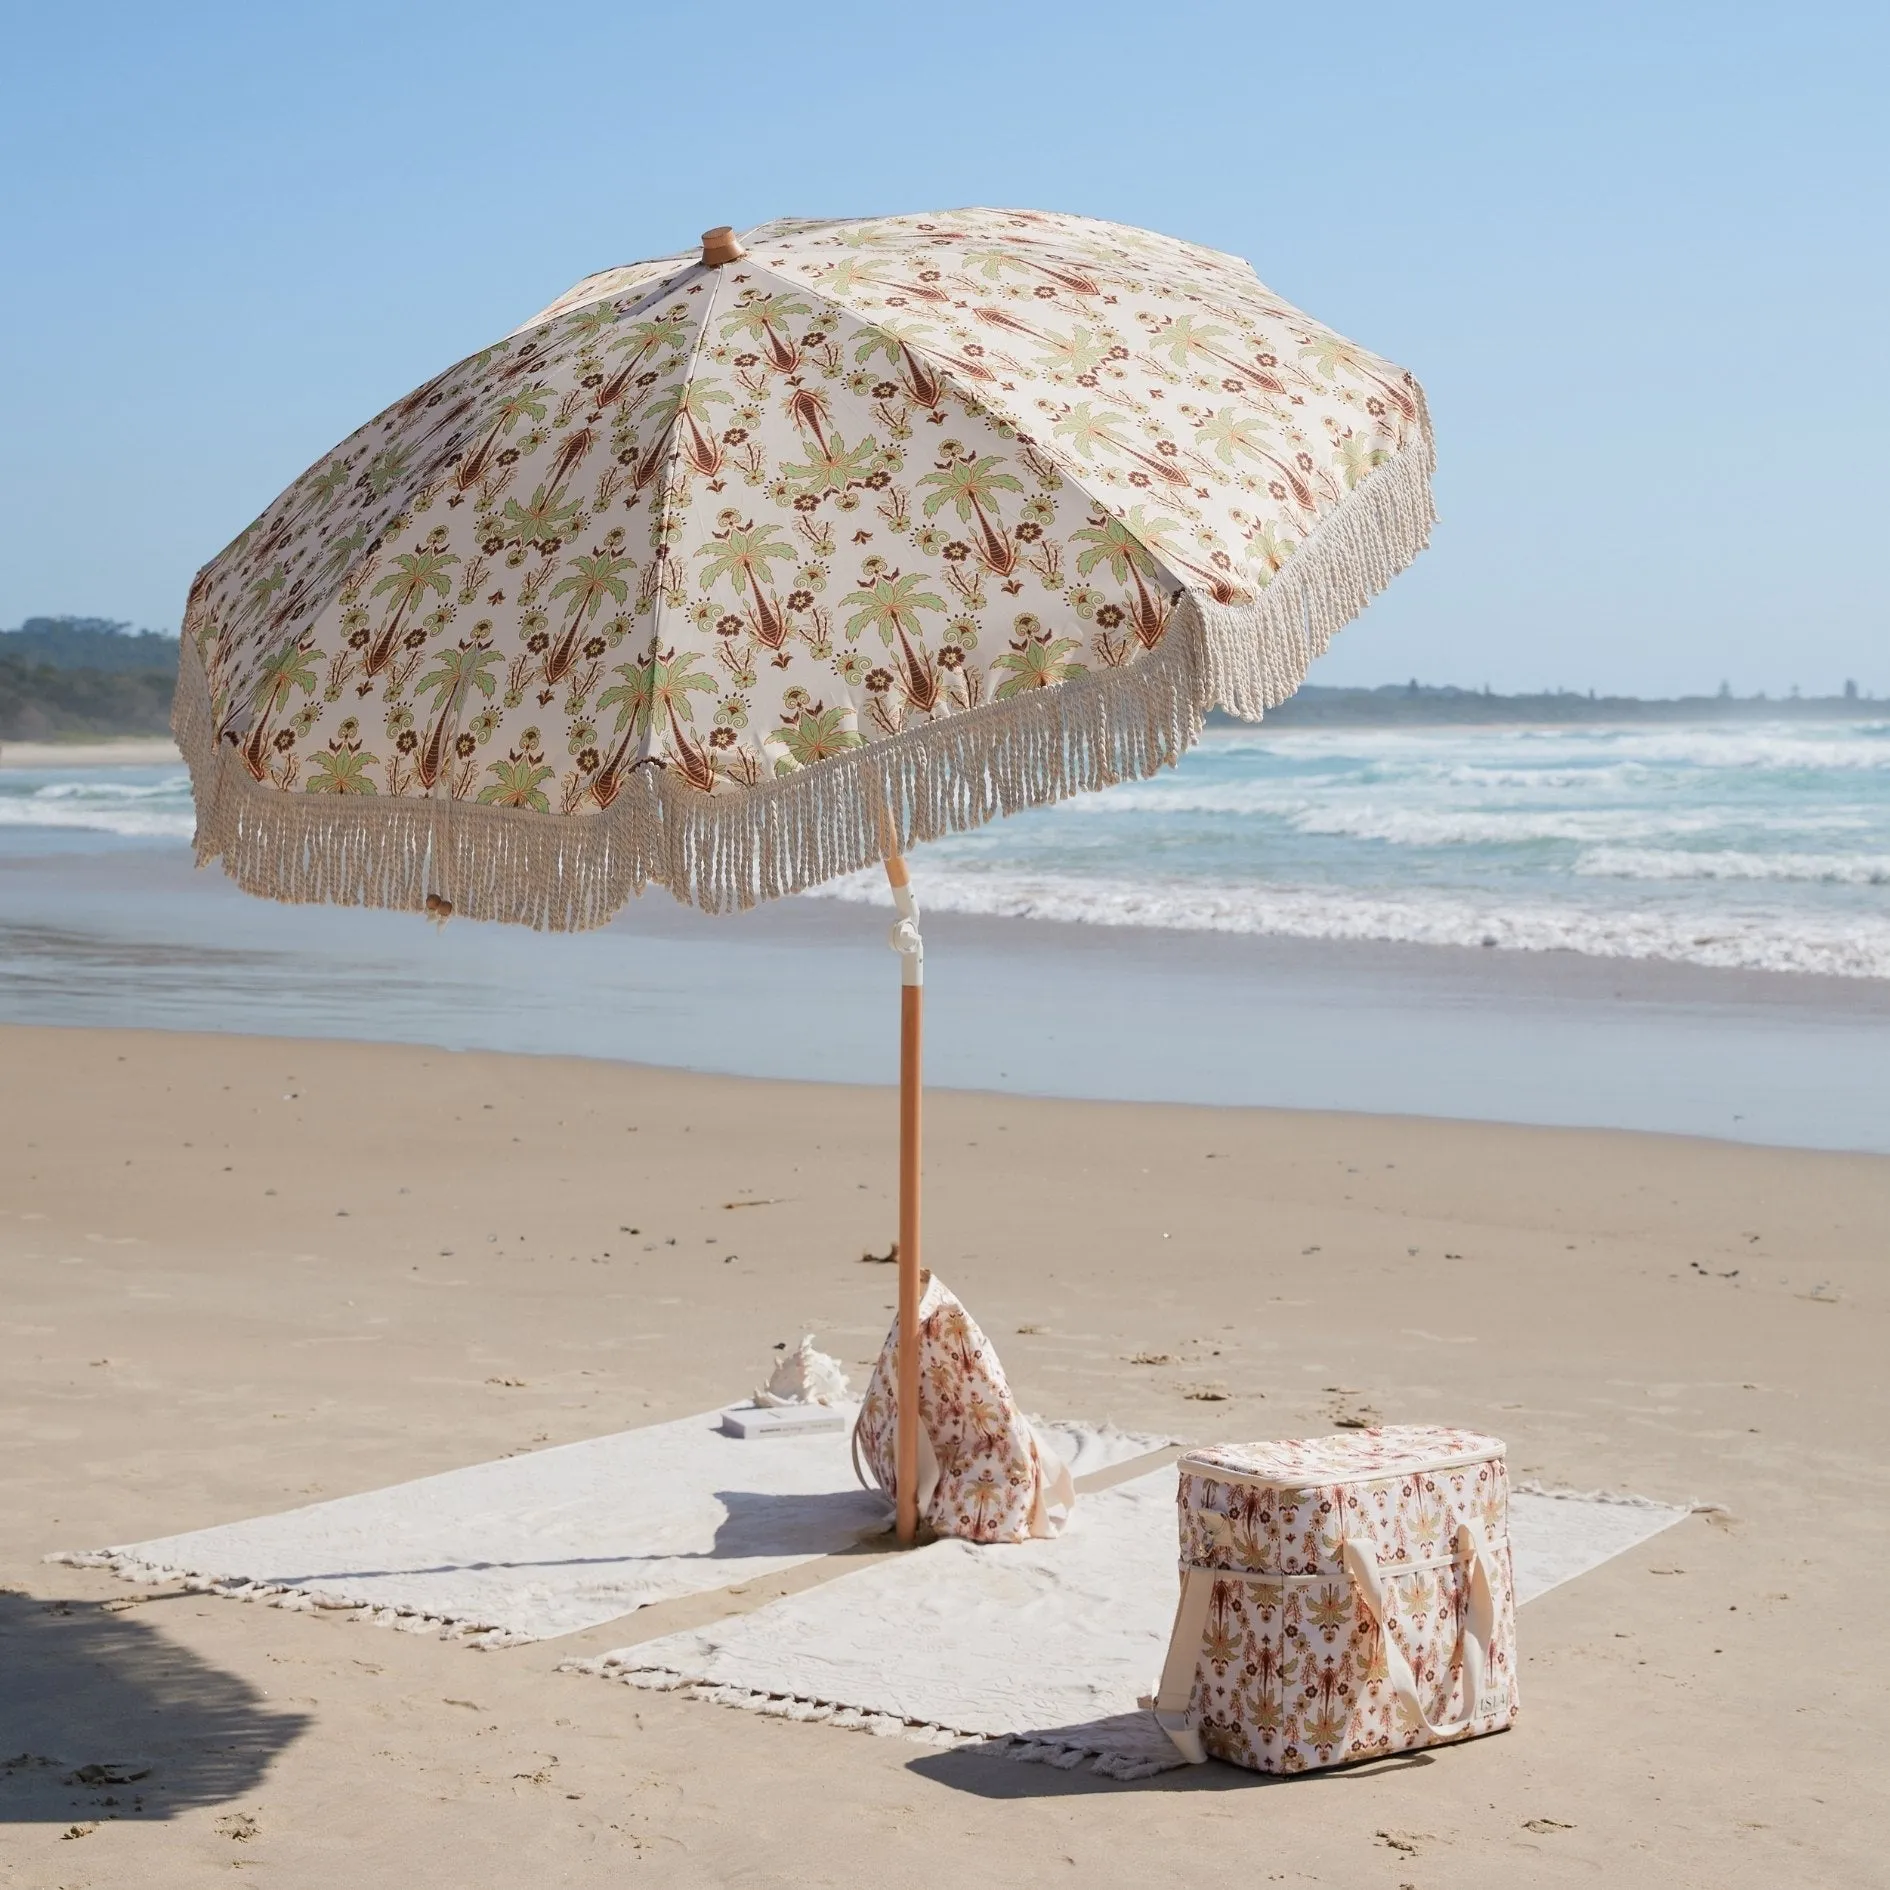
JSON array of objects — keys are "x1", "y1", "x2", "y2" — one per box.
[
  {"x1": 3, "y1": 1021, "x2": 1884, "y2": 1885},
  {"x1": 0, "y1": 740, "x2": 181, "y2": 771}
]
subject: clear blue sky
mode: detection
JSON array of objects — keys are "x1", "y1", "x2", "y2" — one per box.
[{"x1": 4, "y1": 1, "x2": 1884, "y2": 695}]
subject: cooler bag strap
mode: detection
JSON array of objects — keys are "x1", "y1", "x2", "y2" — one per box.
[
  {"x1": 1341, "y1": 1523, "x2": 1498, "y2": 1741},
  {"x1": 1150, "y1": 1567, "x2": 1214, "y2": 1764}
]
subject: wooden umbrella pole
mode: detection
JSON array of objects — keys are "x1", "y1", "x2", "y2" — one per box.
[{"x1": 884, "y1": 850, "x2": 924, "y2": 1547}]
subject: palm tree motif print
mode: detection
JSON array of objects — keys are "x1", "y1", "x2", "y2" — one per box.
[
  {"x1": 478, "y1": 754, "x2": 557, "y2": 809},
  {"x1": 182, "y1": 208, "x2": 1428, "y2": 829},
  {"x1": 1118, "y1": 503, "x2": 1253, "y2": 608},
  {"x1": 498, "y1": 485, "x2": 582, "y2": 555},
  {"x1": 414, "y1": 642, "x2": 503, "y2": 788},
  {"x1": 1050, "y1": 402, "x2": 1195, "y2": 494},
  {"x1": 958, "y1": 244, "x2": 1102, "y2": 299},
  {"x1": 1334, "y1": 430, "x2": 1390, "y2": 489},
  {"x1": 992, "y1": 624, "x2": 1086, "y2": 698},
  {"x1": 306, "y1": 744, "x2": 379, "y2": 794},
  {"x1": 771, "y1": 702, "x2": 862, "y2": 773},
  {"x1": 852, "y1": 324, "x2": 942, "y2": 408},
  {"x1": 1072, "y1": 513, "x2": 1175, "y2": 649},
  {"x1": 645, "y1": 380, "x2": 734, "y2": 480},
  {"x1": 1142, "y1": 312, "x2": 1290, "y2": 399},
  {"x1": 455, "y1": 381, "x2": 552, "y2": 492},
  {"x1": 543, "y1": 548, "x2": 634, "y2": 683},
  {"x1": 1298, "y1": 328, "x2": 1420, "y2": 423},
  {"x1": 917, "y1": 451, "x2": 1025, "y2": 576},
  {"x1": 594, "y1": 647, "x2": 718, "y2": 800},
  {"x1": 1194, "y1": 406, "x2": 1275, "y2": 467},
  {"x1": 238, "y1": 636, "x2": 318, "y2": 779},
  {"x1": 698, "y1": 516, "x2": 798, "y2": 650},
  {"x1": 365, "y1": 545, "x2": 460, "y2": 678},
  {"x1": 841, "y1": 567, "x2": 949, "y2": 714},
  {"x1": 840, "y1": 569, "x2": 947, "y2": 647},
  {"x1": 720, "y1": 289, "x2": 814, "y2": 374}
]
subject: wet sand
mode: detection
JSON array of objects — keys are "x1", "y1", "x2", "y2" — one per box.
[
  {"x1": 6, "y1": 843, "x2": 1888, "y2": 1152},
  {"x1": 2, "y1": 1023, "x2": 1886, "y2": 1886}
]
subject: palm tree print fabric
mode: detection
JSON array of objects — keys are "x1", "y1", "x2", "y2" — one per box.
[
  {"x1": 853, "y1": 1272, "x2": 1073, "y2": 1544},
  {"x1": 177, "y1": 208, "x2": 1432, "y2": 922},
  {"x1": 1168, "y1": 1430, "x2": 1518, "y2": 1773}
]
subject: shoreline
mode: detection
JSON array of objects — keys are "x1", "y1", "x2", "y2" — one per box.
[
  {"x1": 5, "y1": 808, "x2": 1887, "y2": 1010},
  {"x1": 5, "y1": 846, "x2": 1887, "y2": 1153}
]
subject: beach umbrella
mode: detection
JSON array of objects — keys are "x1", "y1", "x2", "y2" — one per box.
[{"x1": 174, "y1": 209, "x2": 1434, "y2": 1544}]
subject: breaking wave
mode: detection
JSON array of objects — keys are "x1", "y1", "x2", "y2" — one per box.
[
  {"x1": 0, "y1": 773, "x2": 196, "y2": 840},
  {"x1": 813, "y1": 868, "x2": 1890, "y2": 980},
  {"x1": 7, "y1": 718, "x2": 1886, "y2": 980}
]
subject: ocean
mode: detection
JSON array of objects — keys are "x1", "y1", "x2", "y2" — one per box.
[
  {"x1": 814, "y1": 720, "x2": 1890, "y2": 981},
  {"x1": 3, "y1": 721, "x2": 1887, "y2": 1151},
  {"x1": 8, "y1": 720, "x2": 1887, "y2": 979}
]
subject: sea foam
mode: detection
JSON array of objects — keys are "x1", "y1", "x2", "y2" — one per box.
[
  {"x1": 811, "y1": 869, "x2": 1890, "y2": 980},
  {"x1": 0, "y1": 771, "x2": 197, "y2": 840}
]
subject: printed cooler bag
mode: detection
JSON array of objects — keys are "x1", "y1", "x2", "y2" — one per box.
[
  {"x1": 1152, "y1": 1426, "x2": 1518, "y2": 1772},
  {"x1": 851, "y1": 1271, "x2": 1074, "y2": 1543}
]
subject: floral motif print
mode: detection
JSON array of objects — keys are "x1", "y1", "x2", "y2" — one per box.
[
  {"x1": 853, "y1": 1272, "x2": 1072, "y2": 1544},
  {"x1": 1162, "y1": 1428, "x2": 1518, "y2": 1774},
  {"x1": 177, "y1": 208, "x2": 1432, "y2": 923}
]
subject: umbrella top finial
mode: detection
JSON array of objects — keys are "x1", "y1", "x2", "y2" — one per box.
[{"x1": 700, "y1": 225, "x2": 746, "y2": 267}]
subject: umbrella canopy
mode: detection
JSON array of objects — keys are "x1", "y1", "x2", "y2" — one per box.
[{"x1": 175, "y1": 208, "x2": 1432, "y2": 928}]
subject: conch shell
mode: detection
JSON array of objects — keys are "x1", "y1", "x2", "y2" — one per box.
[{"x1": 754, "y1": 1335, "x2": 851, "y2": 1407}]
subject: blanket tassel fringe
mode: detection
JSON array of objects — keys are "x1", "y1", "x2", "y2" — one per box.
[
  {"x1": 564, "y1": 1658, "x2": 1180, "y2": 1780},
  {"x1": 45, "y1": 1547, "x2": 531, "y2": 1648}
]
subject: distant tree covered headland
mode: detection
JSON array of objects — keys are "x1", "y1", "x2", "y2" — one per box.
[
  {"x1": 1235, "y1": 679, "x2": 1882, "y2": 727},
  {"x1": 0, "y1": 616, "x2": 180, "y2": 740},
  {"x1": 0, "y1": 616, "x2": 1880, "y2": 742},
  {"x1": 3, "y1": 616, "x2": 183, "y2": 674}
]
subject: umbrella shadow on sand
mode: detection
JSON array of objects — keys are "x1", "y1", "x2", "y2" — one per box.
[{"x1": 0, "y1": 1590, "x2": 309, "y2": 1823}]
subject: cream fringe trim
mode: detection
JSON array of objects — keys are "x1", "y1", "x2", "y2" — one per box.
[
  {"x1": 45, "y1": 1547, "x2": 531, "y2": 1648},
  {"x1": 176, "y1": 429, "x2": 1434, "y2": 930},
  {"x1": 565, "y1": 1657, "x2": 1182, "y2": 1780}
]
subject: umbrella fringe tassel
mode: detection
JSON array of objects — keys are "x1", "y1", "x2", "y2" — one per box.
[{"x1": 174, "y1": 430, "x2": 1433, "y2": 930}]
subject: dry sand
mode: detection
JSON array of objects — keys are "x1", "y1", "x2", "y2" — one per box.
[
  {"x1": 0, "y1": 741, "x2": 181, "y2": 770},
  {"x1": 2, "y1": 1023, "x2": 1885, "y2": 1886}
]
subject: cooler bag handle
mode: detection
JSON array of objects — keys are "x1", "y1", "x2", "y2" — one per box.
[
  {"x1": 1150, "y1": 1566, "x2": 1214, "y2": 1764},
  {"x1": 1341, "y1": 1523, "x2": 1499, "y2": 1741}
]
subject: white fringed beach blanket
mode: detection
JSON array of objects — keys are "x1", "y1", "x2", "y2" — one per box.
[
  {"x1": 570, "y1": 1467, "x2": 1692, "y2": 1778},
  {"x1": 50, "y1": 1410, "x2": 1167, "y2": 1647}
]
